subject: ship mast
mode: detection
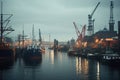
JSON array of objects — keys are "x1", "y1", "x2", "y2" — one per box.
[
  {"x1": 39, "y1": 29, "x2": 42, "y2": 46},
  {"x1": 0, "y1": 1, "x2": 3, "y2": 43},
  {"x1": 0, "y1": 1, "x2": 14, "y2": 44},
  {"x1": 32, "y1": 24, "x2": 35, "y2": 45}
]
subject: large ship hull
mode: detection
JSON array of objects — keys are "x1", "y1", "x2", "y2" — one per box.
[
  {"x1": 0, "y1": 43, "x2": 15, "y2": 60},
  {"x1": 0, "y1": 49, "x2": 14, "y2": 60},
  {"x1": 23, "y1": 48, "x2": 42, "y2": 59},
  {"x1": 22, "y1": 48, "x2": 42, "y2": 66}
]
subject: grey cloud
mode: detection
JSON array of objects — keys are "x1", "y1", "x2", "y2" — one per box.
[{"x1": 2, "y1": 0, "x2": 120, "y2": 41}]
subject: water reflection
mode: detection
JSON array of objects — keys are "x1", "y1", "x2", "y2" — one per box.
[
  {"x1": 1, "y1": 50, "x2": 120, "y2": 80},
  {"x1": 97, "y1": 62, "x2": 100, "y2": 80},
  {"x1": 59, "y1": 51, "x2": 63, "y2": 63},
  {"x1": 0, "y1": 59, "x2": 15, "y2": 70},
  {"x1": 23, "y1": 66, "x2": 38, "y2": 80},
  {"x1": 88, "y1": 59, "x2": 100, "y2": 80},
  {"x1": 76, "y1": 57, "x2": 100, "y2": 80},
  {"x1": 76, "y1": 57, "x2": 88, "y2": 75},
  {"x1": 0, "y1": 57, "x2": 15, "y2": 80},
  {"x1": 49, "y1": 50, "x2": 54, "y2": 64},
  {"x1": 23, "y1": 57, "x2": 42, "y2": 67}
]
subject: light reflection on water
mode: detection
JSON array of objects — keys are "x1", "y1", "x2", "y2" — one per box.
[
  {"x1": 97, "y1": 62, "x2": 100, "y2": 80},
  {"x1": 76, "y1": 57, "x2": 89, "y2": 75},
  {"x1": 49, "y1": 50, "x2": 54, "y2": 64},
  {"x1": 0, "y1": 49, "x2": 120, "y2": 80}
]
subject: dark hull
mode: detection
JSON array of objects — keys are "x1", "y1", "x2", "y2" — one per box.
[
  {"x1": 98, "y1": 54, "x2": 120, "y2": 66},
  {"x1": 23, "y1": 49, "x2": 42, "y2": 59},
  {"x1": 100, "y1": 59, "x2": 120, "y2": 66},
  {"x1": 68, "y1": 50, "x2": 76, "y2": 56},
  {"x1": 0, "y1": 49, "x2": 15, "y2": 70},
  {"x1": 0, "y1": 49, "x2": 14, "y2": 60},
  {"x1": 23, "y1": 55, "x2": 42, "y2": 66},
  {"x1": 23, "y1": 49, "x2": 42, "y2": 66}
]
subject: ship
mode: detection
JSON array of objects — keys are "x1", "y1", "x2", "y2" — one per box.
[
  {"x1": 0, "y1": 1, "x2": 15, "y2": 60},
  {"x1": 67, "y1": 46, "x2": 76, "y2": 56},
  {"x1": 22, "y1": 26, "x2": 42, "y2": 60},
  {"x1": 0, "y1": 43, "x2": 14, "y2": 59},
  {"x1": 23, "y1": 45, "x2": 42, "y2": 59}
]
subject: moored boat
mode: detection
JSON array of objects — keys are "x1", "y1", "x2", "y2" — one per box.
[
  {"x1": 68, "y1": 46, "x2": 76, "y2": 55},
  {"x1": 0, "y1": 1, "x2": 15, "y2": 60},
  {"x1": 23, "y1": 45, "x2": 42, "y2": 59},
  {"x1": 0, "y1": 43, "x2": 15, "y2": 60}
]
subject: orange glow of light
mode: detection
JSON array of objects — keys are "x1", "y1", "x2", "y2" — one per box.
[
  {"x1": 101, "y1": 39, "x2": 103, "y2": 41},
  {"x1": 50, "y1": 50, "x2": 54, "y2": 64},
  {"x1": 105, "y1": 38, "x2": 113, "y2": 41},
  {"x1": 83, "y1": 42, "x2": 87, "y2": 47},
  {"x1": 76, "y1": 41, "x2": 79, "y2": 45},
  {"x1": 99, "y1": 39, "x2": 103, "y2": 44},
  {"x1": 20, "y1": 42, "x2": 22, "y2": 46},
  {"x1": 75, "y1": 41, "x2": 80, "y2": 48},
  {"x1": 75, "y1": 40, "x2": 82, "y2": 48},
  {"x1": 95, "y1": 39, "x2": 99, "y2": 43}
]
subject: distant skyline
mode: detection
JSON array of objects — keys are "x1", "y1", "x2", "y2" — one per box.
[{"x1": 1, "y1": 0, "x2": 120, "y2": 41}]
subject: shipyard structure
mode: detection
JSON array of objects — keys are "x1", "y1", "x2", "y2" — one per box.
[
  {"x1": 66, "y1": 1, "x2": 120, "y2": 65},
  {"x1": 67, "y1": 1, "x2": 120, "y2": 63},
  {"x1": 82, "y1": 1, "x2": 118, "y2": 53}
]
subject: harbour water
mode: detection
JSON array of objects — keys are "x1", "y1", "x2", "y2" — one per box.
[{"x1": 0, "y1": 48, "x2": 120, "y2": 80}]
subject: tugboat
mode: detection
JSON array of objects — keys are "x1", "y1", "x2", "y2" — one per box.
[
  {"x1": 23, "y1": 45, "x2": 42, "y2": 59},
  {"x1": 0, "y1": 1, "x2": 15, "y2": 60},
  {"x1": 23, "y1": 45, "x2": 42, "y2": 66},
  {"x1": 68, "y1": 46, "x2": 76, "y2": 56},
  {"x1": 23, "y1": 26, "x2": 42, "y2": 61}
]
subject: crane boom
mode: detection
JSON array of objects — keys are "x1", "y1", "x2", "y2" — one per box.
[
  {"x1": 88, "y1": 2, "x2": 100, "y2": 36},
  {"x1": 91, "y1": 2, "x2": 100, "y2": 17},
  {"x1": 73, "y1": 22, "x2": 81, "y2": 37},
  {"x1": 75, "y1": 24, "x2": 86, "y2": 48},
  {"x1": 81, "y1": 25, "x2": 86, "y2": 39}
]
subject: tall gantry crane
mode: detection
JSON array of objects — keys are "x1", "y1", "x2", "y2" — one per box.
[
  {"x1": 109, "y1": 1, "x2": 114, "y2": 32},
  {"x1": 87, "y1": 2, "x2": 100, "y2": 36}
]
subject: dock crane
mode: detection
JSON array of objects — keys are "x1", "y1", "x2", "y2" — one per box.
[
  {"x1": 73, "y1": 22, "x2": 81, "y2": 38},
  {"x1": 0, "y1": 1, "x2": 14, "y2": 43},
  {"x1": 73, "y1": 22, "x2": 86, "y2": 48},
  {"x1": 109, "y1": 1, "x2": 114, "y2": 32},
  {"x1": 88, "y1": 2, "x2": 100, "y2": 36}
]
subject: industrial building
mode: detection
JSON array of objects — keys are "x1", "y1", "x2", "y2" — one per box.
[{"x1": 76, "y1": 1, "x2": 119, "y2": 54}]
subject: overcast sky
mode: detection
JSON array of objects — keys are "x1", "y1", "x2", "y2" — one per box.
[{"x1": 1, "y1": 0, "x2": 120, "y2": 41}]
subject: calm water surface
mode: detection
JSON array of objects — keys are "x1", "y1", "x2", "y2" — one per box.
[{"x1": 0, "y1": 48, "x2": 120, "y2": 80}]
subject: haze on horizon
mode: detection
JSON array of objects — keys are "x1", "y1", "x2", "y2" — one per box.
[{"x1": 1, "y1": 0, "x2": 120, "y2": 42}]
